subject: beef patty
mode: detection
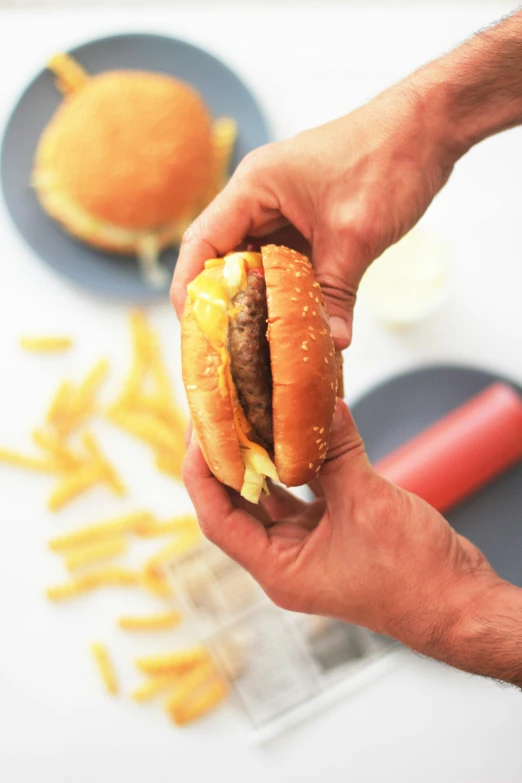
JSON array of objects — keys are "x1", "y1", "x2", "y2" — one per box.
[{"x1": 228, "y1": 270, "x2": 273, "y2": 446}]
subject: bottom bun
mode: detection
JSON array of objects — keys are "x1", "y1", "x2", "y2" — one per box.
[{"x1": 181, "y1": 297, "x2": 245, "y2": 492}]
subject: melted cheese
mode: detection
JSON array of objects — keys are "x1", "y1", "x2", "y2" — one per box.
[{"x1": 187, "y1": 253, "x2": 278, "y2": 502}]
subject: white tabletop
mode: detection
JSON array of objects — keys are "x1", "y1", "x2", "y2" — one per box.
[{"x1": 1, "y1": 3, "x2": 522, "y2": 782}]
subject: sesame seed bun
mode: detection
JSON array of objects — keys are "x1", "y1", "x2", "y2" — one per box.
[
  {"x1": 262, "y1": 245, "x2": 338, "y2": 485},
  {"x1": 33, "y1": 70, "x2": 214, "y2": 253},
  {"x1": 181, "y1": 245, "x2": 339, "y2": 495}
]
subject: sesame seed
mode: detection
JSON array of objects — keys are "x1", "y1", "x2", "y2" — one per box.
[
  {"x1": 310, "y1": 334, "x2": 316, "y2": 340},
  {"x1": 303, "y1": 357, "x2": 309, "y2": 362},
  {"x1": 296, "y1": 272, "x2": 301, "y2": 277},
  {"x1": 320, "y1": 427, "x2": 324, "y2": 434},
  {"x1": 309, "y1": 292, "x2": 313, "y2": 299},
  {"x1": 304, "y1": 306, "x2": 309, "y2": 312},
  {"x1": 330, "y1": 382, "x2": 334, "y2": 389},
  {"x1": 291, "y1": 297, "x2": 298, "y2": 302},
  {"x1": 315, "y1": 297, "x2": 319, "y2": 303},
  {"x1": 316, "y1": 439, "x2": 322, "y2": 444},
  {"x1": 312, "y1": 311, "x2": 317, "y2": 316},
  {"x1": 313, "y1": 282, "x2": 320, "y2": 288},
  {"x1": 324, "y1": 357, "x2": 328, "y2": 364},
  {"x1": 308, "y1": 463, "x2": 313, "y2": 469},
  {"x1": 302, "y1": 343, "x2": 308, "y2": 351},
  {"x1": 187, "y1": 385, "x2": 198, "y2": 390},
  {"x1": 295, "y1": 287, "x2": 301, "y2": 293},
  {"x1": 313, "y1": 426, "x2": 319, "y2": 431},
  {"x1": 308, "y1": 326, "x2": 314, "y2": 331}
]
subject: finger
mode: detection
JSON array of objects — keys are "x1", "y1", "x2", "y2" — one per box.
[
  {"x1": 260, "y1": 480, "x2": 309, "y2": 520},
  {"x1": 182, "y1": 440, "x2": 270, "y2": 573},
  {"x1": 319, "y1": 398, "x2": 372, "y2": 499},
  {"x1": 312, "y1": 228, "x2": 364, "y2": 350},
  {"x1": 170, "y1": 158, "x2": 281, "y2": 319},
  {"x1": 226, "y1": 487, "x2": 275, "y2": 527}
]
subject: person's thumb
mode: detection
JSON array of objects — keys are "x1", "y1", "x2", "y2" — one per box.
[
  {"x1": 319, "y1": 398, "x2": 371, "y2": 497},
  {"x1": 312, "y1": 228, "x2": 368, "y2": 350}
]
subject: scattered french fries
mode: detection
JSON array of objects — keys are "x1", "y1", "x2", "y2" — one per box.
[
  {"x1": 20, "y1": 336, "x2": 73, "y2": 352},
  {"x1": 118, "y1": 610, "x2": 182, "y2": 632},
  {"x1": 65, "y1": 537, "x2": 127, "y2": 573},
  {"x1": 107, "y1": 311, "x2": 187, "y2": 480},
  {"x1": 136, "y1": 647, "x2": 209, "y2": 677},
  {"x1": 48, "y1": 511, "x2": 155, "y2": 552},
  {"x1": 91, "y1": 642, "x2": 118, "y2": 696},
  {"x1": 7, "y1": 314, "x2": 227, "y2": 728},
  {"x1": 46, "y1": 567, "x2": 142, "y2": 602},
  {"x1": 170, "y1": 678, "x2": 228, "y2": 726},
  {"x1": 131, "y1": 674, "x2": 179, "y2": 703},
  {"x1": 0, "y1": 447, "x2": 59, "y2": 474}
]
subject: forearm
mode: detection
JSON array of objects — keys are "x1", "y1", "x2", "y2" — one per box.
[
  {"x1": 411, "y1": 9, "x2": 522, "y2": 157},
  {"x1": 422, "y1": 569, "x2": 522, "y2": 688}
]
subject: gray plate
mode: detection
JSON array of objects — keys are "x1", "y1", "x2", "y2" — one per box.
[
  {"x1": 0, "y1": 33, "x2": 270, "y2": 302},
  {"x1": 351, "y1": 365, "x2": 522, "y2": 587}
]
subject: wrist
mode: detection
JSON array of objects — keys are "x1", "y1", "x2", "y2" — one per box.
[
  {"x1": 416, "y1": 564, "x2": 522, "y2": 687},
  {"x1": 447, "y1": 571, "x2": 522, "y2": 686}
]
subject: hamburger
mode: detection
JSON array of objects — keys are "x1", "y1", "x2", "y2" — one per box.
[
  {"x1": 33, "y1": 53, "x2": 236, "y2": 286},
  {"x1": 181, "y1": 245, "x2": 340, "y2": 503}
]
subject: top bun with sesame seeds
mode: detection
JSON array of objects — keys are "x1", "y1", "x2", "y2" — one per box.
[{"x1": 181, "y1": 245, "x2": 340, "y2": 504}]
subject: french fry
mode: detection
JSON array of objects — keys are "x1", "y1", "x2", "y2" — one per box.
[
  {"x1": 163, "y1": 661, "x2": 216, "y2": 715},
  {"x1": 46, "y1": 360, "x2": 108, "y2": 436},
  {"x1": 20, "y1": 336, "x2": 73, "y2": 352},
  {"x1": 107, "y1": 406, "x2": 177, "y2": 452},
  {"x1": 68, "y1": 359, "x2": 109, "y2": 425},
  {"x1": 47, "y1": 460, "x2": 105, "y2": 512},
  {"x1": 154, "y1": 449, "x2": 184, "y2": 480},
  {"x1": 64, "y1": 536, "x2": 126, "y2": 572},
  {"x1": 48, "y1": 511, "x2": 154, "y2": 552},
  {"x1": 169, "y1": 678, "x2": 228, "y2": 726},
  {"x1": 46, "y1": 567, "x2": 141, "y2": 602},
  {"x1": 48, "y1": 52, "x2": 90, "y2": 95},
  {"x1": 137, "y1": 393, "x2": 186, "y2": 431},
  {"x1": 136, "y1": 647, "x2": 209, "y2": 676},
  {"x1": 118, "y1": 610, "x2": 182, "y2": 632},
  {"x1": 145, "y1": 530, "x2": 201, "y2": 570},
  {"x1": 148, "y1": 329, "x2": 173, "y2": 411},
  {"x1": 91, "y1": 642, "x2": 118, "y2": 695},
  {"x1": 46, "y1": 380, "x2": 73, "y2": 429},
  {"x1": 0, "y1": 447, "x2": 59, "y2": 474},
  {"x1": 32, "y1": 428, "x2": 82, "y2": 472},
  {"x1": 131, "y1": 674, "x2": 179, "y2": 703},
  {"x1": 134, "y1": 515, "x2": 197, "y2": 538},
  {"x1": 81, "y1": 432, "x2": 126, "y2": 496},
  {"x1": 118, "y1": 311, "x2": 153, "y2": 406},
  {"x1": 141, "y1": 567, "x2": 173, "y2": 599}
]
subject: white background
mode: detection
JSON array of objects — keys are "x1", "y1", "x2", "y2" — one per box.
[{"x1": 1, "y1": 2, "x2": 522, "y2": 782}]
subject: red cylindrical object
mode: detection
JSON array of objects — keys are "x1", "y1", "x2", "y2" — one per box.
[{"x1": 375, "y1": 383, "x2": 522, "y2": 513}]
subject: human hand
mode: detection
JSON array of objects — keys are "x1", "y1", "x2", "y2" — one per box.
[
  {"x1": 182, "y1": 397, "x2": 504, "y2": 666},
  {"x1": 171, "y1": 77, "x2": 459, "y2": 348}
]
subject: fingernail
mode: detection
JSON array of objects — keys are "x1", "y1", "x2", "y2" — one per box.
[
  {"x1": 329, "y1": 316, "x2": 351, "y2": 347},
  {"x1": 331, "y1": 400, "x2": 345, "y2": 432}
]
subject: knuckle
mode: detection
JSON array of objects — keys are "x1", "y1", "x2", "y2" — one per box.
[
  {"x1": 316, "y1": 270, "x2": 357, "y2": 314},
  {"x1": 331, "y1": 204, "x2": 380, "y2": 264},
  {"x1": 234, "y1": 143, "x2": 275, "y2": 182}
]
